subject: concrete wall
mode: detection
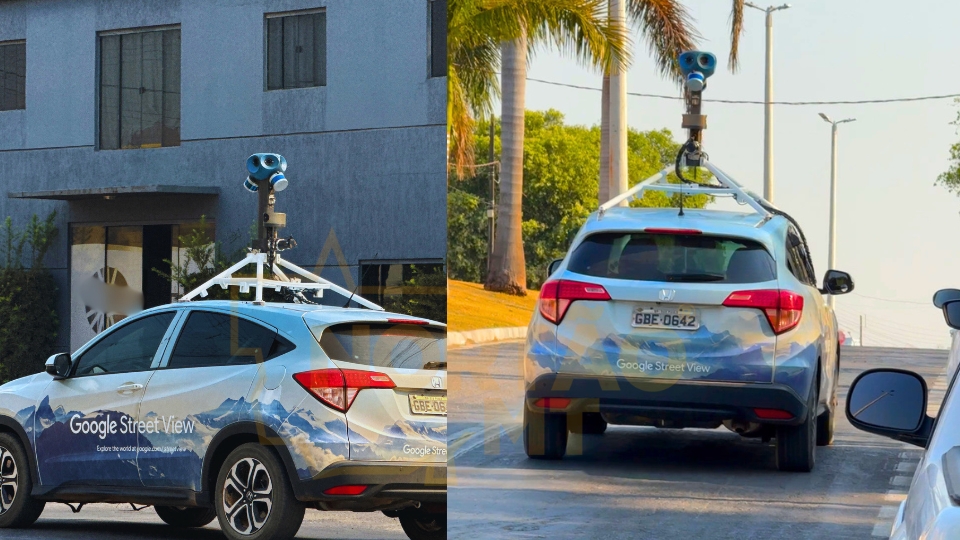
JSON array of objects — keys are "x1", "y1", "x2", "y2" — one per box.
[{"x1": 0, "y1": 0, "x2": 447, "y2": 350}]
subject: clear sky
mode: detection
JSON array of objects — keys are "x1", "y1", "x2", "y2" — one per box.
[{"x1": 519, "y1": 0, "x2": 960, "y2": 348}]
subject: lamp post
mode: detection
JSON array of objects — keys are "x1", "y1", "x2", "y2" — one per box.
[
  {"x1": 744, "y1": 2, "x2": 791, "y2": 204},
  {"x1": 819, "y1": 112, "x2": 856, "y2": 308}
]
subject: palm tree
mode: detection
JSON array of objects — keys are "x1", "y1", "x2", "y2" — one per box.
[
  {"x1": 599, "y1": 0, "x2": 747, "y2": 204},
  {"x1": 448, "y1": 0, "x2": 632, "y2": 295}
]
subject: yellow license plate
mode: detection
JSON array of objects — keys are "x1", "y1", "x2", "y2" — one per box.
[{"x1": 409, "y1": 394, "x2": 447, "y2": 416}]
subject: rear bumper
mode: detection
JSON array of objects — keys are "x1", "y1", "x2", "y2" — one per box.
[
  {"x1": 526, "y1": 373, "x2": 808, "y2": 426},
  {"x1": 294, "y1": 461, "x2": 446, "y2": 505}
]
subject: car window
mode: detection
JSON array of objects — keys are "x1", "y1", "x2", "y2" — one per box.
[
  {"x1": 167, "y1": 311, "x2": 284, "y2": 369},
  {"x1": 567, "y1": 232, "x2": 776, "y2": 284},
  {"x1": 313, "y1": 323, "x2": 446, "y2": 370},
  {"x1": 73, "y1": 312, "x2": 176, "y2": 376},
  {"x1": 786, "y1": 231, "x2": 815, "y2": 286}
]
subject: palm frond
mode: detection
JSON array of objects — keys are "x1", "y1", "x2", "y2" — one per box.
[
  {"x1": 627, "y1": 0, "x2": 700, "y2": 84},
  {"x1": 728, "y1": 0, "x2": 745, "y2": 72}
]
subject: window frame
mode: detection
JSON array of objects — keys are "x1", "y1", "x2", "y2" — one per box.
[
  {"x1": 0, "y1": 39, "x2": 26, "y2": 112},
  {"x1": 96, "y1": 24, "x2": 181, "y2": 151},
  {"x1": 70, "y1": 309, "x2": 180, "y2": 378},
  {"x1": 264, "y1": 8, "x2": 327, "y2": 91},
  {"x1": 159, "y1": 309, "x2": 290, "y2": 370}
]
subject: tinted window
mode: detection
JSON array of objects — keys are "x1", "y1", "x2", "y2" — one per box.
[
  {"x1": 428, "y1": 0, "x2": 446, "y2": 78},
  {"x1": 0, "y1": 41, "x2": 26, "y2": 111},
  {"x1": 74, "y1": 312, "x2": 175, "y2": 376},
  {"x1": 315, "y1": 323, "x2": 446, "y2": 370},
  {"x1": 167, "y1": 312, "x2": 281, "y2": 369},
  {"x1": 266, "y1": 10, "x2": 326, "y2": 90},
  {"x1": 568, "y1": 232, "x2": 776, "y2": 284},
  {"x1": 786, "y1": 231, "x2": 815, "y2": 286}
]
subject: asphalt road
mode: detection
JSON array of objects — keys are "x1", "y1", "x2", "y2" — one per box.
[
  {"x1": 5, "y1": 504, "x2": 407, "y2": 539},
  {"x1": 449, "y1": 342, "x2": 951, "y2": 540}
]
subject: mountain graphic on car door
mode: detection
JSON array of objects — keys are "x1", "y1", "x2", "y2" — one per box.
[{"x1": 304, "y1": 317, "x2": 447, "y2": 463}]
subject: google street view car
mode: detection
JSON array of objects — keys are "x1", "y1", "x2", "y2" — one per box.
[{"x1": 523, "y1": 167, "x2": 854, "y2": 472}]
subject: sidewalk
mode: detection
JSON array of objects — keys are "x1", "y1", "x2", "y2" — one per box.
[{"x1": 447, "y1": 326, "x2": 527, "y2": 348}]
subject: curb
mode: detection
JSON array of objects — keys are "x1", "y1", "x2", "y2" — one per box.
[
  {"x1": 450, "y1": 424, "x2": 523, "y2": 459},
  {"x1": 447, "y1": 326, "x2": 526, "y2": 348}
]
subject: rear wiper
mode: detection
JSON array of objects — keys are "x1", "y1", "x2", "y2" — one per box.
[
  {"x1": 664, "y1": 273, "x2": 725, "y2": 282},
  {"x1": 423, "y1": 361, "x2": 447, "y2": 370}
]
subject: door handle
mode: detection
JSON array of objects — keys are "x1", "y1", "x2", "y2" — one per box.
[{"x1": 116, "y1": 383, "x2": 144, "y2": 394}]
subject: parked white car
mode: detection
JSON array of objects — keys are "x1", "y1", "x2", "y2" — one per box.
[{"x1": 846, "y1": 288, "x2": 960, "y2": 539}]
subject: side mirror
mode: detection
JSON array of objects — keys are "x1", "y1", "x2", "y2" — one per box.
[
  {"x1": 823, "y1": 270, "x2": 854, "y2": 295},
  {"x1": 44, "y1": 353, "x2": 72, "y2": 379},
  {"x1": 547, "y1": 258, "x2": 563, "y2": 277},
  {"x1": 944, "y1": 300, "x2": 960, "y2": 330},
  {"x1": 934, "y1": 288, "x2": 960, "y2": 308},
  {"x1": 846, "y1": 368, "x2": 932, "y2": 448}
]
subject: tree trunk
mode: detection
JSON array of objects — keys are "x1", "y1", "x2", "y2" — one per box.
[
  {"x1": 485, "y1": 36, "x2": 527, "y2": 296},
  {"x1": 598, "y1": 73, "x2": 610, "y2": 206}
]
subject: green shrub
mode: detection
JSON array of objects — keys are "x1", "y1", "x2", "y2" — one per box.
[{"x1": 383, "y1": 264, "x2": 447, "y2": 323}]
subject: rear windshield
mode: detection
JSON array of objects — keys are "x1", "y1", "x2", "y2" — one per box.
[
  {"x1": 567, "y1": 232, "x2": 776, "y2": 283},
  {"x1": 313, "y1": 323, "x2": 446, "y2": 370}
]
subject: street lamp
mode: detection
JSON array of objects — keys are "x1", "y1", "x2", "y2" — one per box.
[
  {"x1": 819, "y1": 113, "x2": 856, "y2": 309},
  {"x1": 745, "y1": 2, "x2": 791, "y2": 204}
]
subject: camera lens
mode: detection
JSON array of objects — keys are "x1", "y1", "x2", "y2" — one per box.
[{"x1": 698, "y1": 55, "x2": 709, "y2": 67}]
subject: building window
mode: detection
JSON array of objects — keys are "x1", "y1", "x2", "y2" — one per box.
[
  {"x1": 428, "y1": 0, "x2": 446, "y2": 78},
  {"x1": 0, "y1": 40, "x2": 26, "y2": 111},
  {"x1": 359, "y1": 262, "x2": 446, "y2": 323},
  {"x1": 99, "y1": 27, "x2": 181, "y2": 150},
  {"x1": 266, "y1": 10, "x2": 326, "y2": 90}
]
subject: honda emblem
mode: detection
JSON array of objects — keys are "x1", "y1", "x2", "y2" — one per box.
[
  {"x1": 431, "y1": 376, "x2": 443, "y2": 389},
  {"x1": 658, "y1": 289, "x2": 676, "y2": 302}
]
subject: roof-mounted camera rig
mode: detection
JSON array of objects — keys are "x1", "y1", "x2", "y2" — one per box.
[{"x1": 178, "y1": 154, "x2": 383, "y2": 309}]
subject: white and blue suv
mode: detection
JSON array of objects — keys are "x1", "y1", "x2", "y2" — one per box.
[
  {"x1": 523, "y1": 205, "x2": 854, "y2": 471},
  {"x1": 0, "y1": 301, "x2": 446, "y2": 540}
]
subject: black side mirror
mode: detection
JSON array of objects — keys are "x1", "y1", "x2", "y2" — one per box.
[
  {"x1": 944, "y1": 300, "x2": 960, "y2": 330},
  {"x1": 45, "y1": 353, "x2": 72, "y2": 379},
  {"x1": 547, "y1": 258, "x2": 563, "y2": 277},
  {"x1": 934, "y1": 288, "x2": 960, "y2": 308},
  {"x1": 823, "y1": 270, "x2": 854, "y2": 295},
  {"x1": 846, "y1": 368, "x2": 933, "y2": 448}
]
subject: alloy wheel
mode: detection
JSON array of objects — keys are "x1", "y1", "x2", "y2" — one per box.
[
  {"x1": 0, "y1": 447, "x2": 18, "y2": 516},
  {"x1": 221, "y1": 457, "x2": 273, "y2": 535}
]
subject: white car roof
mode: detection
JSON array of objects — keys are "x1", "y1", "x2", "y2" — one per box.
[{"x1": 136, "y1": 301, "x2": 446, "y2": 328}]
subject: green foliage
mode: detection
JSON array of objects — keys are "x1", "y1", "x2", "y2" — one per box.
[
  {"x1": 448, "y1": 109, "x2": 714, "y2": 289},
  {"x1": 937, "y1": 99, "x2": 960, "y2": 196},
  {"x1": 0, "y1": 212, "x2": 60, "y2": 383},
  {"x1": 383, "y1": 264, "x2": 447, "y2": 324}
]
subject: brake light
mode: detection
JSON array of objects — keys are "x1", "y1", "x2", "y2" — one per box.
[
  {"x1": 533, "y1": 397, "x2": 571, "y2": 410},
  {"x1": 386, "y1": 318, "x2": 429, "y2": 325},
  {"x1": 723, "y1": 289, "x2": 804, "y2": 335},
  {"x1": 538, "y1": 279, "x2": 611, "y2": 324},
  {"x1": 293, "y1": 368, "x2": 396, "y2": 412},
  {"x1": 754, "y1": 408, "x2": 794, "y2": 420},
  {"x1": 644, "y1": 228, "x2": 702, "y2": 235},
  {"x1": 323, "y1": 485, "x2": 368, "y2": 496}
]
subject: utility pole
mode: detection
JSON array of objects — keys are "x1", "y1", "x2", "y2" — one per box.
[
  {"x1": 745, "y1": 2, "x2": 791, "y2": 203},
  {"x1": 860, "y1": 315, "x2": 865, "y2": 347},
  {"x1": 609, "y1": 0, "x2": 628, "y2": 203},
  {"x1": 818, "y1": 113, "x2": 855, "y2": 309},
  {"x1": 487, "y1": 116, "x2": 496, "y2": 273}
]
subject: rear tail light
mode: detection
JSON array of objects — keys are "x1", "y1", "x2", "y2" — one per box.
[
  {"x1": 386, "y1": 318, "x2": 429, "y2": 325},
  {"x1": 533, "y1": 397, "x2": 571, "y2": 410},
  {"x1": 293, "y1": 368, "x2": 396, "y2": 412},
  {"x1": 753, "y1": 408, "x2": 794, "y2": 420},
  {"x1": 539, "y1": 279, "x2": 610, "y2": 324},
  {"x1": 723, "y1": 289, "x2": 804, "y2": 335},
  {"x1": 323, "y1": 485, "x2": 369, "y2": 496}
]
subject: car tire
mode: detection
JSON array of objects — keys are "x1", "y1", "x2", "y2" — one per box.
[
  {"x1": 154, "y1": 505, "x2": 217, "y2": 528},
  {"x1": 214, "y1": 443, "x2": 305, "y2": 540},
  {"x1": 576, "y1": 413, "x2": 607, "y2": 435},
  {"x1": 816, "y1": 364, "x2": 838, "y2": 447},
  {"x1": 523, "y1": 405, "x2": 567, "y2": 460},
  {"x1": 776, "y1": 380, "x2": 817, "y2": 472},
  {"x1": 397, "y1": 507, "x2": 446, "y2": 540},
  {"x1": 0, "y1": 433, "x2": 45, "y2": 529}
]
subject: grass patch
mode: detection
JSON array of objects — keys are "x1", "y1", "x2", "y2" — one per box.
[{"x1": 447, "y1": 279, "x2": 538, "y2": 332}]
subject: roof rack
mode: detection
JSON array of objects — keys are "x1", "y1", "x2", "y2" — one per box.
[
  {"x1": 178, "y1": 251, "x2": 384, "y2": 310},
  {"x1": 597, "y1": 158, "x2": 775, "y2": 227}
]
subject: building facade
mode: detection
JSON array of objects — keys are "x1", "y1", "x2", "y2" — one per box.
[{"x1": 0, "y1": 0, "x2": 448, "y2": 351}]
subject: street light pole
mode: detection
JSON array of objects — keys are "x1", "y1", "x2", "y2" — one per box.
[
  {"x1": 819, "y1": 112, "x2": 856, "y2": 309},
  {"x1": 745, "y1": 2, "x2": 791, "y2": 204}
]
